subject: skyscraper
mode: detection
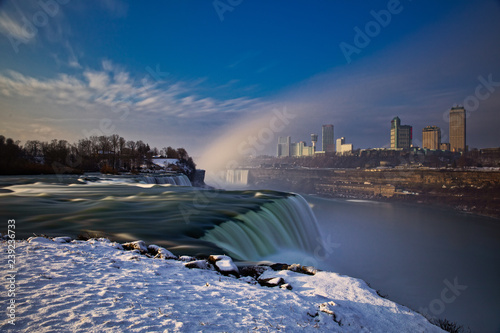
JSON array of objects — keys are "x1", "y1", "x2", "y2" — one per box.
[
  {"x1": 277, "y1": 136, "x2": 291, "y2": 157},
  {"x1": 449, "y1": 106, "x2": 466, "y2": 152},
  {"x1": 422, "y1": 126, "x2": 441, "y2": 150},
  {"x1": 322, "y1": 125, "x2": 334, "y2": 152},
  {"x1": 390, "y1": 116, "x2": 412, "y2": 149}
]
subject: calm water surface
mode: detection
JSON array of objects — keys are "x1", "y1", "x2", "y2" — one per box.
[{"x1": 305, "y1": 195, "x2": 500, "y2": 333}]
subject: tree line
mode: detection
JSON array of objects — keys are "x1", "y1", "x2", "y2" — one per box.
[{"x1": 0, "y1": 134, "x2": 196, "y2": 180}]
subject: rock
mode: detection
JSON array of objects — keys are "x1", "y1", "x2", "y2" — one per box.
[
  {"x1": 178, "y1": 255, "x2": 196, "y2": 262},
  {"x1": 258, "y1": 277, "x2": 285, "y2": 288},
  {"x1": 280, "y1": 283, "x2": 293, "y2": 290},
  {"x1": 240, "y1": 265, "x2": 270, "y2": 279},
  {"x1": 96, "y1": 238, "x2": 110, "y2": 243},
  {"x1": 288, "y1": 263, "x2": 317, "y2": 275},
  {"x1": 208, "y1": 255, "x2": 239, "y2": 277},
  {"x1": 52, "y1": 236, "x2": 72, "y2": 243},
  {"x1": 27, "y1": 237, "x2": 54, "y2": 244},
  {"x1": 319, "y1": 302, "x2": 342, "y2": 326},
  {"x1": 238, "y1": 276, "x2": 258, "y2": 285},
  {"x1": 184, "y1": 260, "x2": 213, "y2": 270},
  {"x1": 112, "y1": 243, "x2": 124, "y2": 250},
  {"x1": 148, "y1": 244, "x2": 177, "y2": 259},
  {"x1": 122, "y1": 240, "x2": 148, "y2": 253},
  {"x1": 269, "y1": 263, "x2": 289, "y2": 271}
]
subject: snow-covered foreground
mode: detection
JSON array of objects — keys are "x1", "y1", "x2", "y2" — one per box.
[{"x1": 1, "y1": 238, "x2": 444, "y2": 332}]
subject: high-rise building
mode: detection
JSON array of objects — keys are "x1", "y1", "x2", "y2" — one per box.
[
  {"x1": 449, "y1": 106, "x2": 466, "y2": 152},
  {"x1": 322, "y1": 125, "x2": 335, "y2": 152},
  {"x1": 422, "y1": 126, "x2": 441, "y2": 150},
  {"x1": 277, "y1": 136, "x2": 291, "y2": 157},
  {"x1": 390, "y1": 116, "x2": 412, "y2": 149},
  {"x1": 336, "y1": 137, "x2": 353, "y2": 155},
  {"x1": 311, "y1": 134, "x2": 318, "y2": 152},
  {"x1": 336, "y1": 137, "x2": 345, "y2": 150}
]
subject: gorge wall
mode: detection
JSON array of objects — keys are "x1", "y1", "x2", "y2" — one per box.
[{"x1": 244, "y1": 168, "x2": 500, "y2": 218}]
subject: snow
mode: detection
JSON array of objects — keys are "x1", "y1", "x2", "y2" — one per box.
[
  {"x1": 208, "y1": 255, "x2": 239, "y2": 275},
  {"x1": 151, "y1": 158, "x2": 179, "y2": 167},
  {"x1": 1, "y1": 238, "x2": 444, "y2": 332}
]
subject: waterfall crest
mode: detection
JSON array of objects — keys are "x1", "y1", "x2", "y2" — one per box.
[
  {"x1": 201, "y1": 194, "x2": 323, "y2": 260},
  {"x1": 137, "y1": 174, "x2": 191, "y2": 186}
]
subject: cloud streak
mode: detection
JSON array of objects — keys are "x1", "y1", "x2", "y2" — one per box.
[{"x1": 0, "y1": 63, "x2": 259, "y2": 119}]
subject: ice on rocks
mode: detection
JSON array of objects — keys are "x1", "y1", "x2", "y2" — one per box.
[
  {"x1": 148, "y1": 244, "x2": 177, "y2": 259},
  {"x1": 208, "y1": 255, "x2": 239, "y2": 277},
  {"x1": 238, "y1": 276, "x2": 258, "y2": 285},
  {"x1": 27, "y1": 236, "x2": 54, "y2": 244},
  {"x1": 122, "y1": 240, "x2": 148, "y2": 253},
  {"x1": 184, "y1": 260, "x2": 212, "y2": 270},
  {"x1": 289, "y1": 263, "x2": 318, "y2": 275},
  {"x1": 178, "y1": 255, "x2": 196, "y2": 262},
  {"x1": 258, "y1": 276, "x2": 285, "y2": 288},
  {"x1": 52, "y1": 236, "x2": 72, "y2": 243}
]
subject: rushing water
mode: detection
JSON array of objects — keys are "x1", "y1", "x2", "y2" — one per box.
[{"x1": 0, "y1": 174, "x2": 322, "y2": 261}]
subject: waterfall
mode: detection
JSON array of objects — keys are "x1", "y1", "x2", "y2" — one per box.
[
  {"x1": 225, "y1": 169, "x2": 249, "y2": 185},
  {"x1": 201, "y1": 193, "x2": 323, "y2": 261},
  {"x1": 137, "y1": 174, "x2": 192, "y2": 186}
]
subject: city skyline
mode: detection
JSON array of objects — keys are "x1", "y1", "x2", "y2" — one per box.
[
  {"x1": 277, "y1": 105, "x2": 474, "y2": 157},
  {"x1": 0, "y1": 1, "x2": 499, "y2": 166}
]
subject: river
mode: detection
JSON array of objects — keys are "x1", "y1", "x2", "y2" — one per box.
[{"x1": 305, "y1": 195, "x2": 500, "y2": 333}]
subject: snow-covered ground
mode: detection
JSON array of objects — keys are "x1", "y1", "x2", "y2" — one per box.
[{"x1": 1, "y1": 238, "x2": 444, "y2": 332}]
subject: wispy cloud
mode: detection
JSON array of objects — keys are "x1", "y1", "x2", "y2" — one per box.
[
  {"x1": 0, "y1": 64, "x2": 259, "y2": 119},
  {"x1": 0, "y1": 11, "x2": 34, "y2": 43}
]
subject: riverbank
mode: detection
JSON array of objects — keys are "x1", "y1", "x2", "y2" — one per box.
[
  {"x1": 1, "y1": 237, "x2": 445, "y2": 332},
  {"x1": 245, "y1": 168, "x2": 500, "y2": 219}
]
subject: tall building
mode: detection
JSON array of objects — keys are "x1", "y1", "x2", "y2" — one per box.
[
  {"x1": 277, "y1": 136, "x2": 291, "y2": 157},
  {"x1": 311, "y1": 134, "x2": 318, "y2": 152},
  {"x1": 322, "y1": 125, "x2": 335, "y2": 152},
  {"x1": 422, "y1": 126, "x2": 441, "y2": 150},
  {"x1": 336, "y1": 137, "x2": 353, "y2": 155},
  {"x1": 449, "y1": 106, "x2": 466, "y2": 152},
  {"x1": 336, "y1": 137, "x2": 345, "y2": 150},
  {"x1": 390, "y1": 116, "x2": 412, "y2": 149}
]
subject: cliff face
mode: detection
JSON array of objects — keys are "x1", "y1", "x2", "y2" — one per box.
[{"x1": 247, "y1": 168, "x2": 500, "y2": 219}]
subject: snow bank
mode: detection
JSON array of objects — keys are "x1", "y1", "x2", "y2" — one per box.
[{"x1": 1, "y1": 238, "x2": 444, "y2": 332}]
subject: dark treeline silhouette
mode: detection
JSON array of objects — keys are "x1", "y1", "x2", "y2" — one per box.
[{"x1": 0, "y1": 134, "x2": 196, "y2": 180}]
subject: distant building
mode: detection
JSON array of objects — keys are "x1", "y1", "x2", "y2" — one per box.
[
  {"x1": 422, "y1": 126, "x2": 441, "y2": 150},
  {"x1": 322, "y1": 125, "x2": 335, "y2": 153},
  {"x1": 440, "y1": 143, "x2": 451, "y2": 151},
  {"x1": 390, "y1": 116, "x2": 412, "y2": 149},
  {"x1": 311, "y1": 134, "x2": 318, "y2": 152},
  {"x1": 277, "y1": 136, "x2": 291, "y2": 157},
  {"x1": 336, "y1": 137, "x2": 353, "y2": 155},
  {"x1": 449, "y1": 106, "x2": 466, "y2": 152}
]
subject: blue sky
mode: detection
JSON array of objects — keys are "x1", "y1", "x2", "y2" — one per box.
[{"x1": 0, "y1": 0, "x2": 499, "y2": 167}]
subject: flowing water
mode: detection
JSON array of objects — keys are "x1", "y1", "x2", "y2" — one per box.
[{"x1": 0, "y1": 174, "x2": 322, "y2": 261}]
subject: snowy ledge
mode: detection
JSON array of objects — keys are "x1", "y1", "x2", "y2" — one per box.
[{"x1": 1, "y1": 237, "x2": 444, "y2": 332}]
